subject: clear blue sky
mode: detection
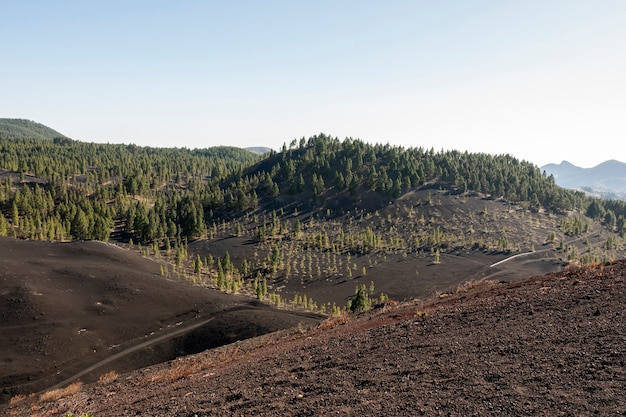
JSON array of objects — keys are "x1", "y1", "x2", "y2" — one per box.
[{"x1": 2, "y1": 1, "x2": 625, "y2": 168}]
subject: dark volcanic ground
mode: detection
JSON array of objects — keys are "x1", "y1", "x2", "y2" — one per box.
[
  {"x1": 0, "y1": 237, "x2": 321, "y2": 404},
  {"x1": 4, "y1": 258, "x2": 625, "y2": 416}
]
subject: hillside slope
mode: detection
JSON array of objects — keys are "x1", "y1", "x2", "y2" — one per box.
[
  {"x1": 4, "y1": 260, "x2": 624, "y2": 416},
  {"x1": 187, "y1": 186, "x2": 611, "y2": 310},
  {"x1": 0, "y1": 237, "x2": 320, "y2": 404},
  {"x1": 0, "y1": 118, "x2": 68, "y2": 140}
]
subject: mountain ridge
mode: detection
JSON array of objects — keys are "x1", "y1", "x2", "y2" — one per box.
[{"x1": 542, "y1": 159, "x2": 626, "y2": 200}]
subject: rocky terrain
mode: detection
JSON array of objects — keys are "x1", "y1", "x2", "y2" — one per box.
[{"x1": 4, "y1": 259, "x2": 625, "y2": 416}]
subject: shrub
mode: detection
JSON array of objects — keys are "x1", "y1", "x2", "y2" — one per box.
[
  {"x1": 39, "y1": 380, "x2": 82, "y2": 403},
  {"x1": 9, "y1": 393, "x2": 26, "y2": 404},
  {"x1": 98, "y1": 370, "x2": 118, "y2": 384}
]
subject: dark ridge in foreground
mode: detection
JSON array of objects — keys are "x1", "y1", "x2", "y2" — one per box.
[
  {"x1": 5, "y1": 260, "x2": 626, "y2": 416},
  {"x1": 0, "y1": 237, "x2": 321, "y2": 404}
]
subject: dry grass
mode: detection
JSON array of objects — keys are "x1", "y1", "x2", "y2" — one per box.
[
  {"x1": 98, "y1": 370, "x2": 118, "y2": 384},
  {"x1": 146, "y1": 345, "x2": 244, "y2": 385},
  {"x1": 39, "y1": 380, "x2": 83, "y2": 403},
  {"x1": 8, "y1": 393, "x2": 26, "y2": 405},
  {"x1": 379, "y1": 299, "x2": 399, "y2": 314},
  {"x1": 149, "y1": 361, "x2": 202, "y2": 384},
  {"x1": 415, "y1": 310, "x2": 429, "y2": 318},
  {"x1": 455, "y1": 279, "x2": 499, "y2": 294},
  {"x1": 317, "y1": 313, "x2": 351, "y2": 330}
]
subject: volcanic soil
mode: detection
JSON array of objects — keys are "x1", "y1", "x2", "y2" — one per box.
[
  {"x1": 188, "y1": 188, "x2": 582, "y2": 311},
  {"x1": 4, "y1": 258, "x2": 625, "y2": 416},
  {"x1": 0, "y1": 237, "x2": 321, "y2": 404}
]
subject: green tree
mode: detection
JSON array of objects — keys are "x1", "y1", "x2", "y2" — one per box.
[
  {"x1": 241, "y1": 258, "x2": 249, "y2": 277},
  {"x1": 0, "y1": 213, "x2": 7, "y2": 236},
  {"x1": 71, "y1": 209, "x2": 90, "y2": 240},
  {"x1": 11, "y1": 200, "x2": 19, "y2": 226},
  {"x1": 350, "y1": 284, "x2": 370, "y2": 313},
  {"x1": 605, "y1": 210, "x2": 617, "y2": 230},
  {"x1": 194, "y1": 254, "x2": 203, "y2": 274}
]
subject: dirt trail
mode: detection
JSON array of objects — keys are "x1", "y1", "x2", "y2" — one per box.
[
  {"x1": 490, "y1": 231, "x2": 594, "y2": 268},
  {"x1": 43, "y1": 317, "x2": 215, "y2": 392}
]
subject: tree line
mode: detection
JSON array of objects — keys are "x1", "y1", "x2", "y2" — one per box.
[{"x1": 1, "y1": 133, "x2": 625, "y2": 245}]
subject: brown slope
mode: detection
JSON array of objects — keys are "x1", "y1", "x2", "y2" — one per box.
[
  {"x1": 5, "y1": 259, "x2": 625, "y2": 416},
  {"x1": 0, "y1": 237, "x2": 321, "y2": 403}
]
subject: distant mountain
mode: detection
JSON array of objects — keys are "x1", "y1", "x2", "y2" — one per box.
[
  {"x1": 0, "y1": 118, "x2": 68, "y2": 141},
  {"x1": 244, "y1": 146, "x2": 272, "y2": 155},
  {"x1": 542, "y1": 160, "x2": 626, "y2": 200}
]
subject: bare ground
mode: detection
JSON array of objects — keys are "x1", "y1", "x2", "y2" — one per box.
[
  {"x1": 4, "y1": 258, "x2": 625, "y2": 416},
  {"x1": 0, "y1": 237, "x2": 321, "y2": 404},
  {"x1": 188, "y1": 188, "x2": 603, "y2": 311}
]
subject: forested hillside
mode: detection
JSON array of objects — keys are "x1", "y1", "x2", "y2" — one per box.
[
  {"x1": 0, "y1": 118, "x2": 68, "y2": 141},
  {"x1": 4, "y1": 131, "x2": 625, "y2": 243},
  {"x1": 0, "y1": 136, "x2": 260, "y2": 242},
  {"x1": 1, "y1": 129, "x2": 625, "y2": 309},
  {"x1": 239, "y1": 135, "x2": 587, "y2": 212}
]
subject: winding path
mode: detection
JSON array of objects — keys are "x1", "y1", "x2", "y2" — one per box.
[
  {"x1": 489, "y1": 232, "x2": 594, "y2": 268},
  {"x1": 44, "y1": 317, "x2": 215, "y2": 392}
]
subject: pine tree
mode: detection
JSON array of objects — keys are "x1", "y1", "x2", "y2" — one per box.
[
  {"x1": 350, "y1": 284, "x2": 369, "y2": 313},
  {"x1": 71, "y1": 209, "x2": 90, "y2": 240},
  {"x1": 11, "y1": 201, "x2": 19, "y2": 226},
  {"x1": 194, "y1": 254, "x2": 203, "y2": 274},
  {"x1": 0, "y1": 213, "x2": 7, "y2": 236}
]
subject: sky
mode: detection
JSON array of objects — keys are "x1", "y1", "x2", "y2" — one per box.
[{"x1": 2, "y1": 1, "x2": 625, "y2": 168}]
